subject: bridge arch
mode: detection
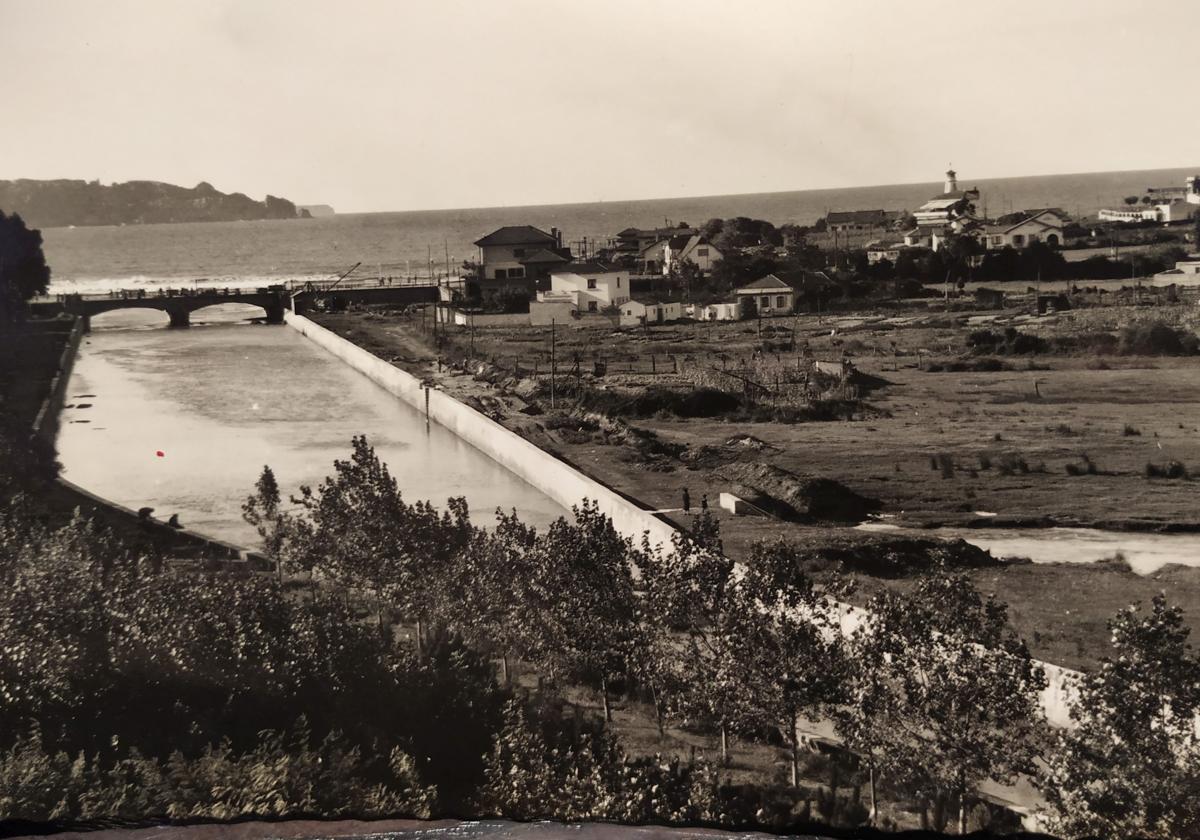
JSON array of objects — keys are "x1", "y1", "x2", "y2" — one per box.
[
  {"x1": 87, "y1": 307, "x2": 171, "y2": 330},
  {"x1": 188, "y1": 301, "x2": 276, "y2": 325}
]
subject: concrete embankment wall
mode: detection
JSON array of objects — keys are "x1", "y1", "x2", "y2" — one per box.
[
  {"x1": 284, "y1": 312, "x2": 680, "y2": 552},
  {"x1": 289, "y1": 311, "x2": 1088, "y2": 826},
  {"x1": 32, "y1": 316, "x2": 85, "y2": 446},
  {"x1": 286, "y1": 311, "x2": 1080, "y2": 728}
]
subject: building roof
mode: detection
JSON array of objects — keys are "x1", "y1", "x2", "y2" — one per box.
[
  {"x1": 737, "y1": 273, "x2": 794, "y2": 292},
  {"x1": 826, "y1": 209, "x2": 887, "y2": 225},
  {"x1": 473, "y1": 225, "x2": 558, "y2": 247},
  {"x1": 553, "y1": 261, "x2": 621, "y2": 275},
  {"x1": 985, "y1": 209, "x2": 1068, "y2": 235},
  {"x1": 519, "y1": 248, "x2": 570, "y2": 264},
  {"x1": 667, "y1": 234, "x2": 694, "y2": 249}
]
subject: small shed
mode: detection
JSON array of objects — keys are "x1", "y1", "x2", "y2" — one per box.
[{"x1": 1036, "y1": 293, "x2": 1071, "y2": 315}]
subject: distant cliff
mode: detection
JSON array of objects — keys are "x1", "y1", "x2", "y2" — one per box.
[{"x1": 0, "y1": 179, "x2": 312, "y2": 228}]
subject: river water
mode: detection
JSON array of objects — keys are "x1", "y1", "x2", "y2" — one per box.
[
  {"x1": 857, "y1": 521, "x2": 1200, "y2": 575},
  {"x1": 56, "y1": 307, "x2": 566, "y2": 547}
]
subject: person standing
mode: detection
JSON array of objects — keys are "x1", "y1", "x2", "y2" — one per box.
[{"x1": 682, "y1": 487, "x2": 691, "y2": 513}]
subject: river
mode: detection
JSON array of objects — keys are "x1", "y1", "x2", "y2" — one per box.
[
  {"x1": 56, "y1": 306, "x2": 566, "y2": 546},
  {"x1": 857, "y1": 521, "x2": 1200, "y2": 575}
]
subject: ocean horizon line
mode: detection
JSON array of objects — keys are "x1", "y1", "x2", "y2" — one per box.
[{"x1": 327, "y1": 162, "x2": 1200, "y2": 217}]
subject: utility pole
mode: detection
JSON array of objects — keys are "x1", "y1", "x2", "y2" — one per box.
[{"x1": 550, "y1": 319, "x2": 557, "y2": 410}]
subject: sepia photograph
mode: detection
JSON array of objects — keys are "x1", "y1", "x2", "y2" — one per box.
[{"x1": 2, "y1": 1, "x2": 1199, "y2": 838}]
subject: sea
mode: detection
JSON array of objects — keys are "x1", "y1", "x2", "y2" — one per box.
[{"x1": 41, "y1": 166, "x2": 1199, "y2": 295}]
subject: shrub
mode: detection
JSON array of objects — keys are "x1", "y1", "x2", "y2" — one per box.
[
  {"x1": 1145, "y1": 460, "x2": 1189, "y2": 479},
  {"x1": 1122, "y1": 424, "x2": 1141, "y2": 437},
  {"x1": 1118, "y1": 322, "x2": 1200, "y2": 356}
]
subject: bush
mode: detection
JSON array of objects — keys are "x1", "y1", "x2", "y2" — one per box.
[
  {"x1": 1145, "y1": 460, "x2": 1189, "y2": 479},
  {"x1": 1118, "y1": 322, "x2": 1200, "y2": 356},
  {"x1": 1122, "y1": 424, "x2": 1141, "y2": 437}
]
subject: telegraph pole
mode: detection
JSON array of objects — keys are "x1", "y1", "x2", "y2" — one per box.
[{"x1": 550, "y1": 319, "x2": 557, "y2": 410}]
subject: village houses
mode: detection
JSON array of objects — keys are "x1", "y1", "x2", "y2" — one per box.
[
  {"x1": 734, "y1": 270, "x2": 836, "y2": 316},
  {"x1": 538, "y1": 261, "x2": 630, "y2": 313},
  {"x1": 904, "y1": 169, "x2": 981, "y2": 252},
  {"x1": 472, "y1": 225, "x2": 570, "y2": 297},
  {"x1": 619, "y1": 298, "x2": 684, "y2": 327},
  {"x1": 639, "y1": 233, "x2": 723, "y2": 275},
  {"x1": 983, "y1": 209, "x2": 1068, "y2": 250}
]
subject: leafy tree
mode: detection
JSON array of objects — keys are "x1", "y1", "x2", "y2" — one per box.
[
  {"x1": 481, "y1": 698, "x2": 727, "y2": 824},
  {"x1": 738, "y1": 541, "x2": 848, "y2": 788},
  {"x1": 0, "y1": 211, "x2": 51, "y2": 322},
  {"x1": 851, "y1": 573, "x2": 1046, "y2": 834},
  {"x1": 523, "y1": 500, "x2": 641, "y2": 720},
  {"x1": 641, "y1": 515, "x2": 754, "y2": 763},
  {"x1": 1124, "y1": 195, "x2": 1140, "y2": 206},
  {"x1": 438, "y1": 510, "x2": 539, "y2": 683},
  {"x1": 1042, "y1": 594, "x2": 1200, "y2": 839},
  {"x1": 242, "y1": 464, "x2": 294, "y2": 582},
  {"x1": 290, "y1": 435, "x2": 473, "y2": 644}
]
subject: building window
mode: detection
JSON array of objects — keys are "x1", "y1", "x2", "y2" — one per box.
[
  {"x1": 1012, "y1": 235, "x2": 1025, "y2": 247},
  {"x1": 588, "y1": 301, "x2": 598, "y2": 312},
  {"x1": 991, "y1": 236, "x2": 1003, "y2": 245},
  {"x1": 513, "y1": 248, "x2": 526, "y2": 258},
  {"x1": 587, "y1": 278, "x2": 597, "y2": 289},
  {"x1": 760, "y1": 296, "x2": 769, "y2": 307},
  {"x1": 697, "y1": 248, "x2": 709, "y2": 257},
  {"x1": 509, "y1": 267, "x2": 525, "y2": 278},
  {"x1": 776, "y1": 295, "x2": 785, "y2": 308},
  {"x1": 616, "y1": 277, "x2": 621, "y2": 287},
  {"x1": 494, "y1": 269, "x2": 508, "y2": 279}
]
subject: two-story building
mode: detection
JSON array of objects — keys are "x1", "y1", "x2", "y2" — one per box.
[
  {"x1": 539, "y1": 262, "x2": 630, "y2": 313},
  {"x1": 472, "y1": 225, "x2": 569, "y2": 297},
  {"x1": 639, "y1": 234, "x2": 722, "y2": 275},
  {"x1": 983, "y1": 209, "x2": 1068, "y2": 250}
]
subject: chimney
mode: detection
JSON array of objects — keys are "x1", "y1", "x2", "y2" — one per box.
[
  {"x1": 945, "y1": 169, "x2": 958, "y2": 194},
  {"x1": 551, "y1": 226, "x2": 562, "y2": 249}
]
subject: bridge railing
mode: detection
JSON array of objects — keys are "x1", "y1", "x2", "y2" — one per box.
[{"x1": 47, "y1": 274, "x2": 458, "y2": 305}]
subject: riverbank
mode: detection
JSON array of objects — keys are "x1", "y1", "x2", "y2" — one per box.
[
  {"x1": 312, "y1": 308, "x2": 1200, "y2": 670},
  {"x1": 0, "y1": 316, "x2": 265, "y2": 563}
]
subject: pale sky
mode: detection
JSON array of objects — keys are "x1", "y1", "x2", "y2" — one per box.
[{"x1": 1, "y1": 0, "x2": 1197, "y2": 213}]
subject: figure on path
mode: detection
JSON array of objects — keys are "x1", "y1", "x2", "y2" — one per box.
[{"x1": 682, "y1": 487, "x2": 691, "y2": 513}]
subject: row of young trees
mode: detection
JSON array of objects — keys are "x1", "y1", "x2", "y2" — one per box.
[
  {"x1": 241, "y1": 436, "x2": 1200, "y2": 837},
  {"x1": 3, "y1": 431, "x2": 1198, "y2": 836}
]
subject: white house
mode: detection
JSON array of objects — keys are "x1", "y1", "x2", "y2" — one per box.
[
  {"x1": 639, "y1": 234, "x2": 722, "y2": 275},
  {"x1": 540, "y1": 262, "x2": 630, "y2": 313},
  {"x1": 734, "y1": 274, "x2": 797, "y2": 316},
  {"x1": 619, "y1": 298, "x2": 684, "y2": 327},
  {"x1": 697, "y1": 300, "x2": 743, "y2": 321},
  {"x1": 984, "y1": 209, "x2": 1068, "y2": 250},
  {"x1": 1099, "y1": 202, "x2": 1195, "y2": 224},
  {"x1": 866, "y1": 241, "x2": 908, "y2": 264},
  {"x1": 913, "y1": 170, "x2": 980, "y2": 227}
]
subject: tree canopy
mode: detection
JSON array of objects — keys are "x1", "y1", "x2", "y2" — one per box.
[{"x1": 0, "y1": 210, "x2": 51, "y2": 322}]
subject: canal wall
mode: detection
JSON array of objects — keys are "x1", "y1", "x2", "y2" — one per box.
[
  {"x1": 286, "y1": 310, "x2": 1082, "y2": 729},
  {"x1": 31, "y1": 316, "x2": 85, "y2": 446},
  {"x1": 284, "y1": 311, "x2": 680, "y2": 553}
]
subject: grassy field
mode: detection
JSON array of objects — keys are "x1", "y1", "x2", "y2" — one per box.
[{"x1": 314, "y1": 297, "x2": 1200, "y2": 670}]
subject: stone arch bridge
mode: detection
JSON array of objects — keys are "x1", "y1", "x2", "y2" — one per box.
[
  {"x1": 65, "y1": 288, "x2": 287, "y2": 331},
  {"x1": 62, "y1": 282, "x2": 439, "y2": 331}
]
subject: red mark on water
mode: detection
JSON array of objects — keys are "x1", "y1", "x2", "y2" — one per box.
[{"x1": 156, "y1": 450, "x2": 164, "y2": 458}]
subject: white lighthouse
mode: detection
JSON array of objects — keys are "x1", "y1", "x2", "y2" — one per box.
[{"x1": 944, "y1": 169, "x2": 958, "y2": 194}]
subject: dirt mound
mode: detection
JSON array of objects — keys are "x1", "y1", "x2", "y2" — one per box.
[{"x1": 718, "y1": 461, "x2": 880, "y2": 523}]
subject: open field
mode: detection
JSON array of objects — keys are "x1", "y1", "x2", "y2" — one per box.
[{"x1": 314, "y1": 297, "x2": 1200, "y2": 670}]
